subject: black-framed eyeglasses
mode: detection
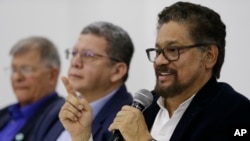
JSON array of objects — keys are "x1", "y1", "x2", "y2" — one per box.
[
  {"x1": 65, "y1": 49, "x2": 121, "y2": 62},
  {"x1": 145, "y1": 43, "x2": 212, "y2": 62}
]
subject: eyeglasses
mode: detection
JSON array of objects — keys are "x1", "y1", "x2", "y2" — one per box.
[
  {"x1": 4, "y1": 65, "x2": 48, "y2": 77},
  {"x1": 65, "y1": 49, "x2": 120, "y2": 62},
  {"x1": 146, "y1": 43, "x2": 212, "y2": 62}
]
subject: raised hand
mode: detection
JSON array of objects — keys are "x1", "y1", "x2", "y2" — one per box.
[{"x1": 59, "y1": 76, "x2": 92, "y2": 141}]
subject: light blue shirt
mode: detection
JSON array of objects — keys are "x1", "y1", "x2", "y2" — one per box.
[{"x1": 90, "y1": 88, "x2": 118, "y2": 119}]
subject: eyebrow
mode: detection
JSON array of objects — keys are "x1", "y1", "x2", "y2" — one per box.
[{"x1": 155, "y1": 40, "x2": 179, "y2": 48}]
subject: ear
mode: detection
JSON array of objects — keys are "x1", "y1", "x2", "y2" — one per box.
[
  {"x1": 204, "y1": 44, "x2": 218, "y2": 69},
  {"x1": 110, "y1": 62, "x2": 127, "y2": 82}
]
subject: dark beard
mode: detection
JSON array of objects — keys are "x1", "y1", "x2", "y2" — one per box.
[
  {"x1": 154, "y1": 77, "x2": 190, "y2": 98},
  {"x1": 154, "y1": 65, "x2": 193, "y2": 98},
  {"x1": 154, "y1": 57, "x2": 205, "y2": 99}
]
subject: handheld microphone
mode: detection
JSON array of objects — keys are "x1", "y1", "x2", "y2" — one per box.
[{"x1": 110, "y1": 89, "x2": 153, "y2": 141}]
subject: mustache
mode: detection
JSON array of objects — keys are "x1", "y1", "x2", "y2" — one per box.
[{"x1": 155, "y1": 65, "x2": 176, "y2": 74}]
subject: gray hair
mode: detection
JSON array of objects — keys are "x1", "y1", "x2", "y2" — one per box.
[
  {"x1": 10, "y1": 36, "x2": 61, "y2": 70},
  {"x1": 81, "y1": 21, "x2": 134, "y2": 82}
]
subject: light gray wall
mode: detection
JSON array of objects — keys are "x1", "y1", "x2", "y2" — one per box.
[{"x1": 0, "y1": 0, "x2": 249, "y2": 108}]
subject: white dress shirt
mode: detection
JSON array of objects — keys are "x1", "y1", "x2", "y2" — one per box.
[{"x1": 150, "y1": 95, "x2": 195, "y2": 141}]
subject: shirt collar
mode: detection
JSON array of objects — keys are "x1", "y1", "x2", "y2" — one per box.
[
  {"x1": 157, "y1": 94, "x2": 196, "y2": 115},
  {"x1": 8, "y1": 92, "x2": 57, "y2": 120}
]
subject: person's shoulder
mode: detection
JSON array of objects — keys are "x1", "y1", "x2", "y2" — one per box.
[
  {"x1": 36, "y1": 93, "x2": 64, "y2": 116},
  {"x1": 114, "y1": 84, "x2": 133, "y2": 100},
  {"x1": 0, "y1": 105, "x2": 11, "y2": 112},
  {"x1": 47, "y1": 93, "x2": 65, "y2": 108},
  {"x1": 218, "y1": 82, "x2": 250, "y2": 105},
  {"x1": 214, "y1": 82, "x2": 250, "y2": 121}
]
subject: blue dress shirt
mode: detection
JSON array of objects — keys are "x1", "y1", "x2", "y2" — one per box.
[{"x1": 0, "y1": 93, "x2": 57, "y2": 141}]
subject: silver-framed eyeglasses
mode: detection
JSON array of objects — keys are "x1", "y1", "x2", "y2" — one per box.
[
  {"x1": 146, "y1": 43, "x2": 212, "y2": 62},
  {"x1": 4, "y1": 65, "x2": 49, "y2": 77},
  {"x1": 65, "y1": 49, "x2": 120, "y2": 62}
]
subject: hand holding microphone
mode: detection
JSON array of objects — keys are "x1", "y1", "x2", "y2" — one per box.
[{"x1": 109, "y1": 89, "x2": 154, "y2": 141}]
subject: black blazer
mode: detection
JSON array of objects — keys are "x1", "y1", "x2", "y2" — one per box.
[
  {"x1": 92, "y1": 84, "x2": 133, "y2": 141},
  {"x1": 0, "y1": 93, "x2": 64, "y2": 141},
  {"x1": 144, "y1": 77, "x2": 250, "y2": 141}
]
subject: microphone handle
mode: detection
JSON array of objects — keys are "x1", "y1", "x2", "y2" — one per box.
[{"x1": 109, "y1": 130, "x2": 124, "y2": 141}]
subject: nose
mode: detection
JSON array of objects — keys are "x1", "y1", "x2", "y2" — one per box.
[
  {"x1": 154, "y1": 53, "x2": 170, "y2": 65},
  {"x1": 71, "y1": 53, "x2": 83, "y2": 68},
  {"x1": 11, "y1": 71, "x2": 25, "y2": 82}
]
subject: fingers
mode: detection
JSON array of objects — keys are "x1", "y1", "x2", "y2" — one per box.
[
  {"x1": 108, "y1": 106, "x2": 151, "y2": 141},
  {"x1": 108, "y1": 106, "x2": 138, "y2": 131},
  {"x1": 59, "y1": 96, "x2": 91, "y2": 122},
  {"x1": 59, "y1": 102, "x2": 80, "y2": 122},
  {"x1": 66, "y1": 94, "x2": 83, "y2": 111},
  {"x1": 78, "y1": 96, "x2": 92, "y2": 112},
  {"x1": 61, "y1": 76, "x2": 77, "y2": 97},
  {"x1": 59, "y1": 95, "x2": 83, "y2": 121},
  {"x1": 61, "y1": 75, "x2": 92, "y2": 115},
  {"x1": 61, "y1": 76, "x2": 92, "y2": 111}
]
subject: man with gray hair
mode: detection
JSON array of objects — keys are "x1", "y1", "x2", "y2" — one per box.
[
  {"x1": 57, "y1": 21, "x2": 134, "y2": 141},
  {"x1": 0, "y1": 36, "x2": 64, "y2": 141}
]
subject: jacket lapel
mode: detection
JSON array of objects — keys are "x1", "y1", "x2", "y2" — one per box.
[
  {"x1": 0, "y1": 108, "x2": 9, "y2": 130},
  {"x1": 170, "y1": 77, "x2": 219, "y2": 141},
  {"x1": 91, "y1": 85, "x2": 132, "y2": 137}
]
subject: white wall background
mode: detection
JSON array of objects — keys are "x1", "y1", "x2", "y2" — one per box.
[{"x1": 0, "y1": 0, "x2": 249, "y2": 108}]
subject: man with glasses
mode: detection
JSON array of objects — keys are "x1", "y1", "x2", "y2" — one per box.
[
  {"x1": 109, "y1": 1, "x2": 250, "y2": 141},
  {"x1": 57, "y1": 21, "x2": 134, "y2": 141},
  {"x1": 0, "y1": 36, "x2": 64, "y2": 141}
]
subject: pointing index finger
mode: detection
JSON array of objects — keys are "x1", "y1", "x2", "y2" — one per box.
[{"x1": 61, "y1": 76, "x2": 77, "y2": 97}]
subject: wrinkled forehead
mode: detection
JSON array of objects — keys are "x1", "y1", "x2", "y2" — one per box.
[
  {"x1": 74, "y1": 34, "x2": 108, "y2": 53},
  {"x1": 156, "y1": 22, "x2": 193, "y2": 46},
  {"x1": 11, "y1": 49, "x2": 43, "y2": 65}
]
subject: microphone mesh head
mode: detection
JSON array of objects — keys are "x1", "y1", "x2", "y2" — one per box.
[{"x1": 133, "y1": 89, "x2": 153, "y2": 108}]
